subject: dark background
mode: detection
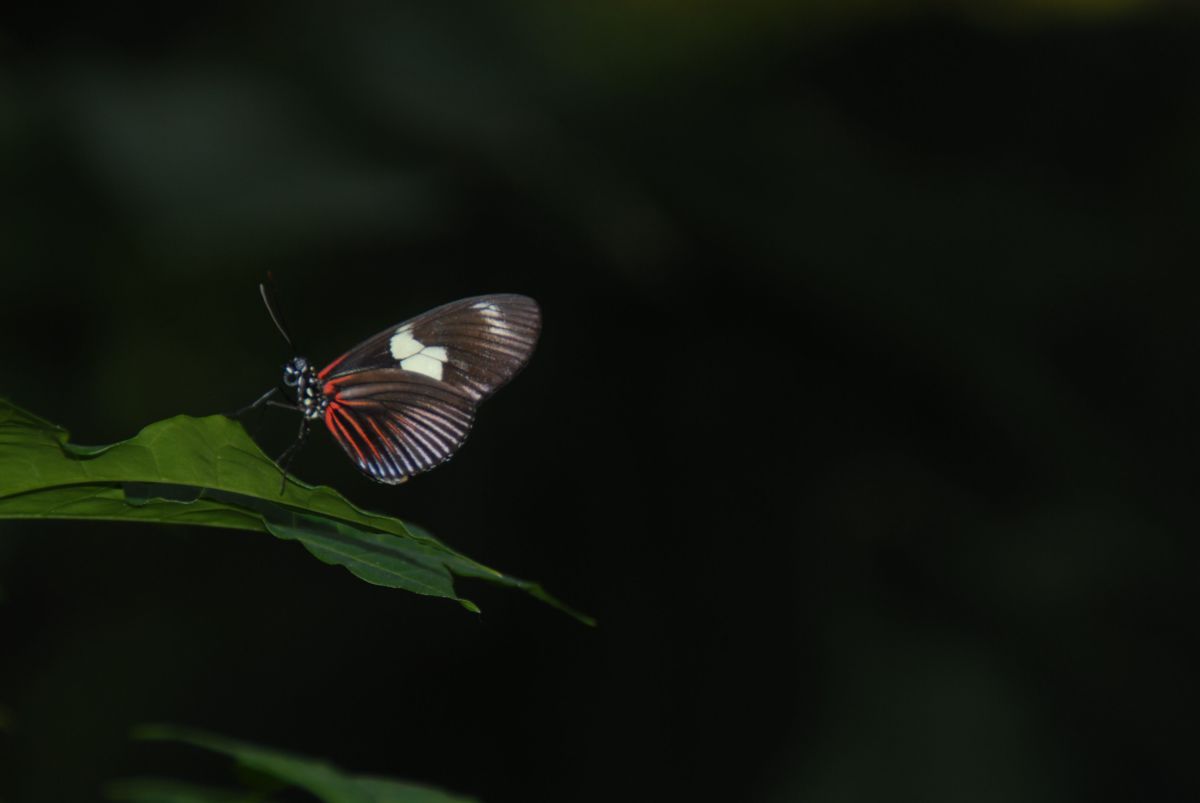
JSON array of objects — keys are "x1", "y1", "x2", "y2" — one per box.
[{"x1": 3, "y1": 1, "x2": 1200, "y2": 801}]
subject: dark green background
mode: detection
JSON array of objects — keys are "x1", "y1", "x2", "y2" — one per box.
[{"x1": 3, "y1": 2, "x2": 1200, "y2": 801}]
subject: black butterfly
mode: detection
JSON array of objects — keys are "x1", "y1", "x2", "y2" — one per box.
[{"x1": 244, "y1": 287, "x2": 540, "y2": 485}]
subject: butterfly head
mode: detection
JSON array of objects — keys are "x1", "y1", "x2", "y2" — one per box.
[
  {"x1": 282, "y1": 357, "x2": 328, "y2": 421},
  {"x1": 282, "y1": 356, "x2": 309, "y2": 387}
]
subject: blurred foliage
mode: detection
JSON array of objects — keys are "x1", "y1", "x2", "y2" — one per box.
[
  {"x1": 517, "y1": 0, "x2": 1160, "y2": 82},
  {"x1": 111, "y1": 726, "x2": 476, "y2": 803}
]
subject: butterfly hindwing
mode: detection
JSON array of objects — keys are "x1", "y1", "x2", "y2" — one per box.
[
  {"x1": 315, "y1": 294, "x2": 539, "y2": 483},
  {"x1": 322, "y1": 369, "x2": 476, "y2": 484},
  {"x1": 318, "y1": 294, "x2": 541, "y2": 402}
]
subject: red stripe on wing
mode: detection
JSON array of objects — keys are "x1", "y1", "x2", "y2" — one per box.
[
  {"x1": 324, "y1": 403, "x2": 366, "y2": 465},
  {"x1": 318, "y1": 353, "x2": 349, "y2": 380},
  {"x1": 337, "y1": 405, "x2": 382, "y2": 462}
]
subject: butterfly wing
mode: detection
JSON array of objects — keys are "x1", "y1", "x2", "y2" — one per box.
[
  {"x1": 322, "y1": 369, "x2": 476, "y2": 484},
  {"x1": 318, "y1": 294, "x2": 541, "y2": 401},
  {"x1": 317, "y1": 294, "x2": 540, "y2": 484}
]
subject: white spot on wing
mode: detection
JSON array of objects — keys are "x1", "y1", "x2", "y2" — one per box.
[
  {"x1": 391, "y1": 326, "x2": 449, "y2": 380},
  {"x1": 475, "y1": 301, "x2": 503, "y2": 321},
  {"x1": 401, "y1": 353, "x2": 444, "y2": 380},
  {"x1": 389, "y1": 325, "x2": 422, "y2": 360}
]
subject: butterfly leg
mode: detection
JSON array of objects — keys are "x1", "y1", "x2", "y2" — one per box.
[
  {"x1": 229, "y1": 387, "x2": 279, "y2": 418},
  {"x1": 275, "y1": 418, "x2": 310, "y2": 493}
]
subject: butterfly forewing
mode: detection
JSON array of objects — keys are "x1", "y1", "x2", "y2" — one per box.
[
  {"x1": 319, "y1": 294, "x2": 541, "y2": 401},
  {"x1": 317, "y1": 294, "x2": 540, "y2": 484}
]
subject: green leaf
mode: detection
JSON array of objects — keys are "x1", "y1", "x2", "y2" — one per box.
[
  {"x1": 132, "y1": 726, "x2": 478, "y2": 803},
  {"x1": 0, "y1": 398, "x2": 591, "y2": 623}
]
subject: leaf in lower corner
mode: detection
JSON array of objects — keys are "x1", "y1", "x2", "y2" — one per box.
[{"x1": 132, "y1": 726, "x2": 479, "y2": 803}]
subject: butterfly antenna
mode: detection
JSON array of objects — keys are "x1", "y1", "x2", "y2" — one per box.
[{"x1": 259, "y1": 276, "x2": 297, "y2": 351}]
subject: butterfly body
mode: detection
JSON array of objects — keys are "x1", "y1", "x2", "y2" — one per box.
[
  {"x1": 282, "y1": 357, "x2": 328, "y2": 421},
  {"x1": 271, "y1": 294, "x2": 540, "y2": 485}
]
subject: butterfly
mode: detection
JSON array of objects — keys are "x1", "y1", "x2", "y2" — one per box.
[{"x1": 243, "y1": 285, "x2": 541, "y2": 486}]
